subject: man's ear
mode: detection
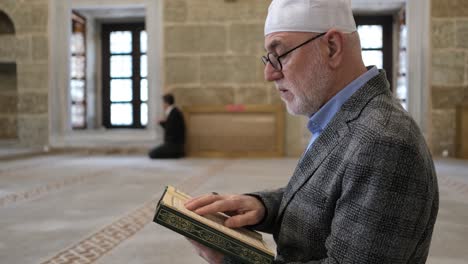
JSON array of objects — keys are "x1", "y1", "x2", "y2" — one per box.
[{"x1": 324, "y1": 29, "x2": 344, "y2": 68}]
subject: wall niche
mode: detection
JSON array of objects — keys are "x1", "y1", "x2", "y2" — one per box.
[
  {"x1": 0, "y1": 10, "x2": 17, "y2": 140},
  {"x1": 0, "y1": 10, "x2": 15, "y2": 34}
]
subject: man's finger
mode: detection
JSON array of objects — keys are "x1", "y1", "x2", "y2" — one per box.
[
  {"x1": 185, "y1": 194, "x2": 224, "y2": 210},
  {"x1": 224, "y1": 210, "x2": 261, "y2": 228},
  {"x1": 193, "y1": 199, "x2": 241, "y2": 216}
]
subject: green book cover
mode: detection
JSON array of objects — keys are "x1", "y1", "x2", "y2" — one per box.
[{"x1": 153, "y1": 185, "x2": 275, "y2": 264}]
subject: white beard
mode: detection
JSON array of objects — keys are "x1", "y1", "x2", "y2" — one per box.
[{"x1": 283, "y1": 53, "x2": 332, "y2": 117}]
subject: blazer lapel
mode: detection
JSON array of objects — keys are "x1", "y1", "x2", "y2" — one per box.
[
  {"x1": 277, "y1": 116, "x2": 348, "y2": 219},
  {"x1": 276, "y1": 70, "x2": 390, "y2": 220}
]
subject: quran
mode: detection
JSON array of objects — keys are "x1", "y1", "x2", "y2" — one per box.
[{"x1": 153, "y1": 185, "x2": 275, "y2": 264}]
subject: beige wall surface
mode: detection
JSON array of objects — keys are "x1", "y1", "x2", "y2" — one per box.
[
  {"x1": 163, "y1": 0, "x2": 307, "y2": 156},
  {"x1": 431, "y1": 0, "x2": 468, "y2": 156},
  {"x1": 0, "y1": 0, "x2": 49, "y2": 147},
  {"x1": 163, "y1": 0, "x2": 272, "y2": 106}
]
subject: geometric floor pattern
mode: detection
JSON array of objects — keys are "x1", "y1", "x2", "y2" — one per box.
[{"x1": 1, "y1": 154, "x2": 467, "y2": 264}]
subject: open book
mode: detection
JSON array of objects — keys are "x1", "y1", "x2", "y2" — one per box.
[{"x1": 153, "y1": 185, "x2": 275, "y2": 264}]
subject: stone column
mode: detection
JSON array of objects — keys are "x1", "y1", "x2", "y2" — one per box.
[{"x1": 431, "y1": 0, "x2": 468, "y2": 156}]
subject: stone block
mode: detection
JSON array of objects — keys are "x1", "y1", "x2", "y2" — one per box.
[
  {"x1": 17, "y1": 115, "x2": 48, "y2": 146},
  {"x1": 11, "y1": 7, "x2": 30, "y2": 31},
  {"x1": 15, "y1": 35, "x2": 31, "y2": 62},
  {"x1": 17, "y1": 92, "x2": 48, "y2": 114},
  {"x1": 17, "y1": 62, "x2": 48, "y2": 92},
  {"x1": 30, "y1": 4, "x2": 48, "y2": 29},
  {"x1": 285, "y1": 113, "x2": 308, "y2": 157},
  {"x1": 165, "y1": 26, "x2": 197, "y2": 53},
  {"x1": 199, "y1": 26, "x2": 226, "y2": 53},
  {"x1": 187, "y1": 0, "x2": 230, "y2": 22},
  {"x1": 186, "y1": 0, "x2": 269, "y2": 22},
  {"x1": 255, "y1": 58, "x2": 267, "y2": 82},
  {"x1": 165, "y1": 25, "x2": 226, "y2": 54},
  {"x1": 456, "y1": 20, "x2": 468, "y2": 49},
  {"x1": 165, "y1": 56, "x2": 199, "y2": 85},
  {"x1": 200, "y1": 55, "x2": 258, "y2": 83},
  {"x1": 164, "y1": 0, "x2": 187, "y2": 23},
  {"x1": 0, "y1": 93, "x2": 17, "y2": 114},
  {"x1": 432, "y1": 86, "x2": 468, "y2": 109},
  {"x1": 432, "y1": 51, "x2": 465, "y2": 85},
  {"x1": 0, "y1": 116, "x2": 17, "y2": 139},
  {"x1": 466, "y1": 53, "x2": 468, "y2": 85},
  {"x1": 431, "y1": 109, "x2": 456, "y2": 156},
  {"x1": 13, "y1": 3, "x2": 48, "y2": 34},
  {"x1": 0, "y1": 35, "x2": 16, "y2": 61},
  {"x1": 0, "y1": 63, "x2": 17, "y2": 91},
  {"x1": 432, "y1": 0, "x2": 468, "y2": 18},
  {"x1": 432, "y1": 19, "x2": 455, "y2": 49},
  {"x1": 0, "y1": 1, "x2": 16, "y2": 11},
  {"x1": 235, "y1": 86, "x2": 268, "y2": 104},
  {"x1": 32, "y1": 35, "x2": 48, "y2": 61},
  {"x1": 200, "y1": 56, "x2": 228, "y2": 83},
  {"x1": 230, "y1": 56, "x2": 259, "y2": 83},
  {"x1": 229, "y1": 23, "x2": 264, "y2": 55},
  {"x1": 172, "y1": 86, "x2": 234, "y2": 106},
  {"x1": 268, "y1": 84, "x2": 283, "y2": 105}
]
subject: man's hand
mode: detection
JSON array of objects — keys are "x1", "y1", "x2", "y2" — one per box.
[
  {"x1": 184, "y1": 193, "x2": 266, "y2": 228},
  {"x1": 187, "y1": 239, "x2": 224, "y2": 264}
]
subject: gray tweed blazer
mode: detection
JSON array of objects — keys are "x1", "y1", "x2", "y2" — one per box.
[{"x1": 250, "y1": 71, "x2": 439, "y2": 264}]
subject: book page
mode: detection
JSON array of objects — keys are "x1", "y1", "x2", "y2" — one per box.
[{"x1": 162, "y1": 186, "x2": 273, "y2": 254}]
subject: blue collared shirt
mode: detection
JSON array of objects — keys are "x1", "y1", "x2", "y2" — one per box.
[{"x1": 306, "y1": 66, "x2": 379, "y2": 151}]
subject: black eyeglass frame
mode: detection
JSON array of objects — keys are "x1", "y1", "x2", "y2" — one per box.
[{"x1": 261, "y1": 32, "x2": 326, "y2": 71}]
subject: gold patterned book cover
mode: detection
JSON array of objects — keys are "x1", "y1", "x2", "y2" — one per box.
[{"x1": 153, "y1": 185, "x2": 275, "y2": 264}]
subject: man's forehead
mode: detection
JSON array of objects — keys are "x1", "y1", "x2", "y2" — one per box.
[
  {"x1": 264, "y1": 32, "x2": 291, "y2": 51},
  {"x1": 264, "y1": 32, "x2": 314, "y2": 51}
]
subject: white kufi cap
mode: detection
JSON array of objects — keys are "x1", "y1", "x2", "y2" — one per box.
[{"x1": 264, "y1": 0, "x2": 356, "y2": 36}]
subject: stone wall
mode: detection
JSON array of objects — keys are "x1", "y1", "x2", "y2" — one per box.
[
  {"x1": 0, "y1": 0, "x2": 310, "y2": 154},
  {"x1": 163, "y1": 0, "x2": 273, "y2": 105},
  {"x1": 163, "y1": 0, "x2": 307, "y2": 156},
  {"x1": 0, "y1": 0, "x2": 49, "y2": 146},
  {"x1": 431, "y1": 0, "x2": 468, "y2": 156}
]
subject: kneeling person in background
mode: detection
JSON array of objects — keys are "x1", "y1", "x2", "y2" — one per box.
[{"x1": 148, "y1": 93, "x2": 186, "y2": 159}]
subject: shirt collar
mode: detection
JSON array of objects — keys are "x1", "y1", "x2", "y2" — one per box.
[
  {"x1": 165, "y1": 105, "x2": 175, "y2": 116},
  {"x1": 307, "y1": 66, "x2": 379, "y2": 134}
]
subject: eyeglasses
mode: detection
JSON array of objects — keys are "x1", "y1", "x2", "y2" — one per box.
[{"x1": 261, "y1": 33, "x2": 326, "y2": 71}]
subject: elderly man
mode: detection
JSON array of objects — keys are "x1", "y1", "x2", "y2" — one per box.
[{"x1": 185, "y1": 0, "x2": 439, "y2": 263}]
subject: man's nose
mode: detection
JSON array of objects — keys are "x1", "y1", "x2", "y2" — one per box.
[{"x1": 264, "y1": 63, "x2": 283, "y2": 82}]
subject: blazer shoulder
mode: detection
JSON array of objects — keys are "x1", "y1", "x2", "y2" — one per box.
[{"x1": 351, "y1": 93, "x2": 427, "y2": 152}]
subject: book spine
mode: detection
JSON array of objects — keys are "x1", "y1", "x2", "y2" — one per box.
[{"x1": 154, "y1": 205, "x2": 273, "y2": 264}]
